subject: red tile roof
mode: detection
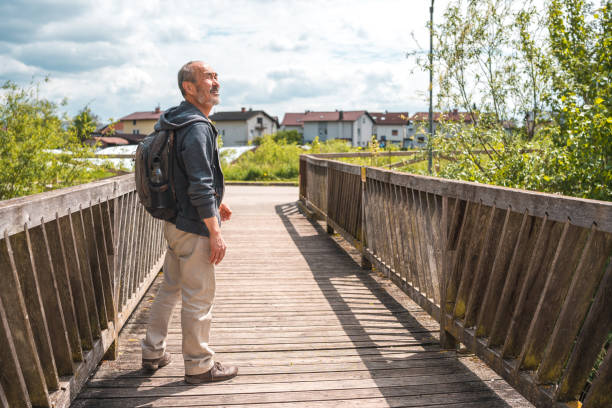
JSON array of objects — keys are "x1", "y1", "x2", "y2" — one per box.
[
  {"x1": 94, "y1": 136, "x2": 129, "y2": 145},
  {"x1": 281, "y1": 113, "x2": 307, "y2": 127},
  {"x1": 369, "y1": 112, "x2": 409, "y2": 125},
  {"x1": 120, "y1": 109, "x2": 164, "y2": 121},
  {"x1": 410, "y1": 111, "x2": 474, "y2": 123}
]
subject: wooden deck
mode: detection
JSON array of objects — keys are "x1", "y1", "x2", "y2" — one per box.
[{"x1": 72, "y1": 185, "x2": 532, "y2": 408}]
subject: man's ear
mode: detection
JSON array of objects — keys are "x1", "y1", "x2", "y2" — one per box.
[{"x1": 182, "y1": 81, "x2": 195, "y2": 96}]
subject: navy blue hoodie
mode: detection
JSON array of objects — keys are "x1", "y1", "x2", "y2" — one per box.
[{"x1": 154, "y1": 100, "x2": 225, "y2": 237}]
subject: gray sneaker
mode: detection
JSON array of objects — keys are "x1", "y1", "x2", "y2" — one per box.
[
  {"x1": 142, "y1": 352, "x2": 171, "y2": 371},
  {"x1": 184, "y1": 362, "x2": 238, "y2": 384}
]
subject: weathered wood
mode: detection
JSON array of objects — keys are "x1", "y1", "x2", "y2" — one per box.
[
  {"x1": 29, "y1": 224, "x2": 74, "y2": 376},
  {"x1": 556, "y1": 259, "x2": 612, "y2": 401},
  {"x1": 0, "y1": 233, "x2": 50, "y2": 407},
  {"x1": 537, "y1": 230, "x2": 612, "y2": 384},
  {"x1": 582, "y1": 344, "x2": 612, "y2": 408},
  {"x1": 0, "y1": 290, "x2": 30, "y2": 408},
  {"x1": 46, "y1": 214, "x2": 84, "y2": 362},
  {"x1": 82, "y1": 204, "x2": 108, "y2": 330},
  {"x1": 11, "y1": 227, "x2": 60, "y2": 390}
]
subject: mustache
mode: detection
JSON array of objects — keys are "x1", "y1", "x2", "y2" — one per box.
[{"x1": 211, "y1": 87, "x2": 220, "y2": 93}]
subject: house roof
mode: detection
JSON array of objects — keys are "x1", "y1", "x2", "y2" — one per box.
[
  {"x1": 370, "y1": 112, "x2": 409, "y2": 125},
  {"x1": 120, "y1": 108, "x2": 163, "y2": 121},
  {"x1": 281, "y1": 113, "x2": 307, "y2": 127},
  {"x1": 291, "y1": 110, "x2": 371, "y2": 123},
  {"x1": 209, "y1": 110, "x2": 278, "y2": 125},
  {"x1": 410, "y1": 111, "x2": 474, "y2": 123}
]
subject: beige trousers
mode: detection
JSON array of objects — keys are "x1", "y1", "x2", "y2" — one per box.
[{"x1": 141, "y1": 221, "x2": 216, "y2": 375}]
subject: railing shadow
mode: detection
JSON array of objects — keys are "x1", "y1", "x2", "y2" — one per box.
[{"x1": 275, "y1": 201, "x2": 514, "y2": 407}]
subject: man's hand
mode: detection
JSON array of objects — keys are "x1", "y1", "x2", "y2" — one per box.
[
  {"x1": 219, "y1": 203, "x2": 232, "y2": 222},
  {"x1": 208, "y1": 231, "x2": 226, "y2": 265}
]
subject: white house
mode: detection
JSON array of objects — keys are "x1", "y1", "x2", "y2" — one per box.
[
  {"x1": 209, "y1": 108, "x2": 279, "y2": 146},
  {"x1": 408, "y1": 110, "x2": 475, "y2": 148},
  {"x1": 284, "y1": 110, "x2": 374, "y2": 147},
  {"x1": 370, "y1": 112, "x2": 410, "y2": 148},
  {"x1": 280, "y1": 113, "x2": 305, "y2": 136}
]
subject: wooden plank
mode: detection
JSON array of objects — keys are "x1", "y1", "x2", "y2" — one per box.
[
  {"x1": 29, "y1": 224, "x2": 74, "y2": 376},
  {"x1": 367, "y1": 166, "x2": 612, "y2": 231},
  {"x1": 517, "y1": 223, "x2": 589, "y2": 371},
  {"x1": 47, "y1": 214, "x2": 84, "y2": 362},
  {"x1": 582, "y1": 344, "x2": 612, "y2": 408},
  {"x1": 475, "y1": 208, "x2": 518, "y2": 338},
  {"x1": 0, "y1": 175, "x2": 135, "y2": 237},
  {"x1": 537, "y1": 230, "x2": 612, "y2": 384},
  {"x1": 488, "y1": 214, "x2": 542, "y2": 348},
  {"x1": 0, "y1": 233, "x2": 50, "y2": 407},
  {"x1": 556, "y1": 258, "x2": 612, "y2": 401},
  {"x1": 10, "y1": 228, "x2": 60, "y2": 390},
  {"x1": 83, "y1": 204, "x2": 109, "y2": 330},
  {"x1": 462, "y1": 206, "x2": 505, "y2": 328},
  {"x1": 95, "y1": 200, "x2": 116, "y2": 323},
  {"x1": 59, "y1": 211, "x2": 94, "y2": 350},
  {"x1": 0, "y1": 288, "x2": 31, "y2": 408},
  {"x1": 502, "y1": 218, "x2": 564, "y2": 359},
  {"x1": 73, "y1": 207, "x2": 102, "y2": 340}
]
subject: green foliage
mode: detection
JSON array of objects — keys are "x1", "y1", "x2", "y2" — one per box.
[
  {"x1": 0, "y1": 80, "x2": 110, "y2": 199},
  {"x1": 222, "y1": 134, "x2": 303, "y2": 181},
  {"x1": 70, "y1": 105, "x2": 99, "y2": 142},
  {"x1": 424, "y1": 0, "x2": 611, "y2": 201},
  {"x1": 252, "y1": 129, "x2": 302, "y2": 145}
]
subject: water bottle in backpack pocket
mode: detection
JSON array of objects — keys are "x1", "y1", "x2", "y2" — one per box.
[{"x1": 135, "y1": 129, "x2": 179, "y2": 220}]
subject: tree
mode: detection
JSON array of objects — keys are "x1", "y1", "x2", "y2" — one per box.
[
  {"x1": 0, "y1": 80, "x2": 101, "y2": 199},
  {"x1": 420, "y1": 0, "x2": 611, "y2": 201},
  {"x1": 71, "y1": 105, "x2": 99, "y2": 142}
]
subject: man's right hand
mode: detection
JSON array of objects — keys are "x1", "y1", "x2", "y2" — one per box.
[{"x1": 209, "y1": 231, "x2": 227, "y2": 265}]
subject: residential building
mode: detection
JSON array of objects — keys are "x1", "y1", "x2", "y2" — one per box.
[
  {"x1": 119, "y1": 106, "x2": 164, "y2": 137},
  {"x1": 370, "y1": 112, "x2": 410, "y2": 148},
  {"x1": 280, "y1": 113, "x2": 306, "y2": 136},
  {"x1": 408, "y1": 110, "x2": 474, "y2": 148},
  {"x1": 209, "y1": 108, "x2": 278, "y2": 146},
  {"x1": 292, "y1": 110, "x2": 374, "y2": 147}
]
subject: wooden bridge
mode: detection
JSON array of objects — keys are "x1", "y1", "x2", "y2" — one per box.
[{"x1": 0, "y1": 152, "x2": 610, "y2": 407}]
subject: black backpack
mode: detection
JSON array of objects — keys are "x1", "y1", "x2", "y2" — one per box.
[{"x1": 135, "y1": 120, "x2": 207, "y2": 220}]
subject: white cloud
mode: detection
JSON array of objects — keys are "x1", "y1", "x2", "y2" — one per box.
[{"x1": 0, "y1": 0, "x2": 449, "y2": 121}]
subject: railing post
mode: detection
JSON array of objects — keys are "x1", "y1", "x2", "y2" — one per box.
[
  {"x1": 440, "y1": 195, "x2": 457, "y2": 350},
  {"x1": 360, "y1": 166, "x2": 372, "y2": 270}
]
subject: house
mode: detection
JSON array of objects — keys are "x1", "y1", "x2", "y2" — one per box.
[
  {"x1": 370, "y1": 112, "x2": 410, "y2": 148},
  {"x1": 209, "y1": 108, "x2": 279, "y2": 146},
  {"x1": 408, "y1": 110, "x2": 474, "y2": 148},
  {"x1": 118, "y1": 106, "x2": 164, "y2": 138},
  {"x1": 280, "y1": 113, "x2": 306, "y2": 136},
  {"x1": 291, "y1": 110, "x2": 374, "y2": 147}
]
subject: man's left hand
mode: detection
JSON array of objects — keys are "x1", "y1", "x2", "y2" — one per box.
[{"x1": 219, "y1": 203, "x2": 232, "y2": 221}]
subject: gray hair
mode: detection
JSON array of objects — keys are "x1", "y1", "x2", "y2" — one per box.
[{"x1": 177, "y1": 61, "x2": 199, "y2": 97}]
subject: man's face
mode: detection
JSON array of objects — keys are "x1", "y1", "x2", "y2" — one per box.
[{"x1": 190, "y1": 62, "x2": 220, "y2": 106}]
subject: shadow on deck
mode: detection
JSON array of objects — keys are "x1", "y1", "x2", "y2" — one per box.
[{"x1": 72, "y1": 186, "x2": 530, "y2": 408}]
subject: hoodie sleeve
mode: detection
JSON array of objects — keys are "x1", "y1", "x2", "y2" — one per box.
[{"x1": 179, "y1": 122, "x2": 218, "y2": 220}]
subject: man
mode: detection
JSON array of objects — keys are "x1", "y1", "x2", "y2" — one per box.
[{"x1": 140, "y1": 61, "x2": 238, "y2": 384}]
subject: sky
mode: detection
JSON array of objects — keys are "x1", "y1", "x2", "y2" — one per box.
[{"x1": 0, "y1": 0, "x2": 450, "y2": 123}]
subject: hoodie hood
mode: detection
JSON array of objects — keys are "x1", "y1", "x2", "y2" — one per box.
[{"x1": 154, "y1": 100, "x2": 209, "y2": 131}]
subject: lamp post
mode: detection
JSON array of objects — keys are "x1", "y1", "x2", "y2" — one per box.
[{"x1": 428, "y1": 0, "x2": 435, "y2": 174}]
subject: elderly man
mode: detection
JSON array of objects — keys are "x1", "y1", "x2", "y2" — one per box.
[{"x1": 140, "y1": 61, "x2": 238, "y2": 383}]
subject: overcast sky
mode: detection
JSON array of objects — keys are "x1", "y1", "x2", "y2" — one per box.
[{"x1": 1, "y1": 0, "x2": 450, "y2": 122}]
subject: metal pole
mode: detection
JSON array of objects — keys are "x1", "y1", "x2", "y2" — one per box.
[{"x1": 428, "y1": 0, "x2": 435, "y2": 174}]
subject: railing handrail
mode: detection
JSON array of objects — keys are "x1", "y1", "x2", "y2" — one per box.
[
  {"x1": 299, "y1": 152, "x2": 612, "y2": 408},
  {"x1": 0, "y1": 174, "x2": 165, "y2": 408}
]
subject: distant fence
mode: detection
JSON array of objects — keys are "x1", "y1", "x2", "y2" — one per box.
[
  {"x1": 0, "y1": 174, "x2": 165, "y2": 408},
  {"x1": 300, "y1": 153, "x2": 612, "y2": 408}
]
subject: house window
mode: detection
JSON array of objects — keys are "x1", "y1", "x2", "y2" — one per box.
[
  {"x1": 132, "y1": 129, "x2": 140, "y2": 134},
  {"x1": 257, "y1": 117, "x2": 263, "y2": 125},
  {"x1": 392, "y1": 130, "x2": 398, "y2": 136},
  {"x1": 418, "y1": 136, "x2": 425, "y2": 142},
  {"x1": 133, "y1": 120, "x2": 137, "y2": 125},
  {"x1": 362, "y1": 117, "x2": 365, "y2": 123}
]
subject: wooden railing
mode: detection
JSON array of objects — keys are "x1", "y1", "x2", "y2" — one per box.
[
  {"x1": 0, "y1": 174, "x2": 166, "y2": 408},
  {"x1": 299, "y1": 153, "x2": 612, "y2": 408}
]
